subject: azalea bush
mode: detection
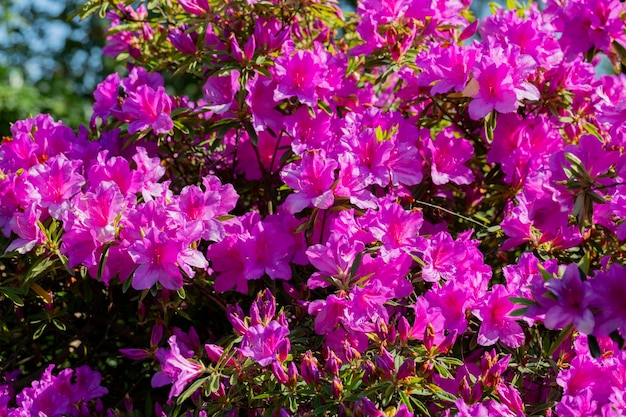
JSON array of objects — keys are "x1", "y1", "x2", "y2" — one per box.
[{"x1": 2, "y1": 0, "x2": 626, "y2": 415}]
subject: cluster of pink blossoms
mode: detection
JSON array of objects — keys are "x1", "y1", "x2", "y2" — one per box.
[{"x1": 3, "y1": 0, "x2": 626, "y2": 415}]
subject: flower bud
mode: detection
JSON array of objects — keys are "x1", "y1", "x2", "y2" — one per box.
[
  {"x1": 325, "y1": 350, "x2": 342, "y2": 375},
  {"x1": 204, "y1": 344, "x2": 224, "y2": 363},
  {"x1": 398, "y1": 317, "x2": 411, "y2": 344},
  {"x1": 244, "y1": 36, "x2": 256, "y2": 62},
  {"x1": 331, "y1": 376, "x2": 343, "y2": 399},
  {"x1": 397, "y1": 359, "x2": 415, "y2": 380},
  {"x1": 150, "y1": 322, "x2": 163, "y2": 348},
  {"x1": 374, "y1": 348, "x2": 395, "y2": 379},
  {"x1": 227, "y1": 304, "x2": 248, "y2": 335},
  {"x1": 287, "y1": 362, "x2": 298, "y2": 385},
  {"x1": 250, "y1": 301, "x2": 262, "y2": 326},
  {"x1": 277, "y1": 338, "x2": 291, "y2": 363},
  {"x1": 343, "y1": 340, "x2": 361, "y2": 362},
  {"x1": 272, "y1": 361, "x2": 288, "y2": 384},
  {"x1": 301, "y1": 350, "x2": 321, "y2": 385},
  {"x1": 119, "y1": 348, "x2": 149, "y2": 361},
  {"x1": 436, "y1": 330, "x2": 458, "y2": 354},
  {"x1": 358, "y1": 397, "x2": 384, "y2": 417},
  {"x1": 361, "y1": 360, "x2": 376, "y2": 385},
  {"x1": 424, "y1": 323, "x2": 436, "y2": 351},
  {"x1": 229, "y1": 34, "x2": 244, "y2": 62},
  {"x1": 257, "y1": 289, "x2": 276, "y2": 323}
]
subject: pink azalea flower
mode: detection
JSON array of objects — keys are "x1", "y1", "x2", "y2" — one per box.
[
  {"x1": 245, "y1": 74, "x2": 283, "y2": 132},
  {"x1": 128, "y1": 228, "x2": 185, "y2": 290},
  {"x1": 339, "y1": 130, "x2": 393, "y2": 187},
  {"x1": 6, "y1": 203, "x2": 46, "y2": 254},
  {"x1": 240, "y1": 218, "x2": 294, "y2": 281},
  {"x1": 367, "y1": 198, "x2": 425, "y2": 262},
  {"x1": 280, "y1": 150, "x2": 337, "y2": 214},
  {"x1": 272, "y1": 48, "x2": 329, "y2": 107},
  {"x1": 26, "y1": 154, "x2": 85, "y2": 219},
  {"x1": 420, "y1": 231, "x2": 465, "y2": 283},
  {"x1": 91, "y1": 73, "x2": 121, "y2": 125},
  {"x1": 152, "y1": 336, "x2": 204, "y2": 404},
  {"x1": 425, "y1": 129, "x2": 474, "y2": 186},
  {"x1": 122, "y1": 85, "x2": 174, "y2": 135},
  {"x1": 239, "y1": 320, "x2": 290, "y2": 366},
  {"x1": 306, "y1": 235, "x2": 365, "y2": 289},
  {"x1": 543, "y1": 264, "x2": 594, "y2": 334},
  {"x1": 168, "y1": 26, "x2": 198, "y2": 54},
  {"x1": 202, "y1": 71, "x2": 240, "y2": 115},
  {"x1": 178, "y1": 0, "x2": 210, "y2": 16},
  {"x1": 465, "y1": 59, "x2": 518, "y2": 120},
  {"x1": 590, "y1": 264, "x2": 626, "y2": 337},
  {"x1": 475, "y1": 284, "x2": 525, "y2": 348},
  {"x1": 416, "y1": 43, "x2": 477, "y2": 95}
]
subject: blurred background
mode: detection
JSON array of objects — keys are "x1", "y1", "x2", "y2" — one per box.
[{"x1": 0, "y1": 0, "x2": 501, "y2": 136}]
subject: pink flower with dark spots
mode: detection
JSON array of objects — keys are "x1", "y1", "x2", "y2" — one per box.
[{"x1": 122, "y1": 85, "x2": 174, "y2": 135}]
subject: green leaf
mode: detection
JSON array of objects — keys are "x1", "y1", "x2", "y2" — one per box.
[
  {"x1": 1, "y1": 288, "x2": 24, "y2": 306},
  {"x1": 23, "y1": 256, "x2": 58, "y2": 288},
  {"x1": 243, "y1": 119, "x2": 259, "y2": 147},
  {"x1": 410, "y1": 397, "x2": 430, "y2": 416},
  {"x1": 177, "y1": 287, "x2": 186, "y2": 300},
  {"x1": 610, "y1": 330, "x2": 625, "y2": 350},
  {"x1": 318, "y1": 100, "x2": 333, "y2": 116},
  {"x1": 97, "y1": 243, "x2": 112, "y2": 282},
  {"x1": 122, "y1": 274, "x2": 134, "y2": 293},
  {"x1": 349, "y1": 251, "x2": 364, "y2": 279},
  {"x1": 538, "y1": 265, "x2": 555, "y2": 282},
  {"x1": 577, "y1": 251, "x2": 590, "y2": 276},
  {"x1": 398, "y1": 390, "x2": 413, "y2": 412},
  {"x1": 312, "y1": 403, "x2": 335, "y2": 415},
  {"x1": 52, "y1": 319, "x2": 66, "y2": 332},
  {"x1": 433, "y1": 361, "x2": 453, "y2": 379},
  {"x1": 588, "y1": 335, "x2": 601, "y2": 358},
  {"x1": 209, "y1": 374, "x2": 220, "y2": 394},
  {"x1": 177, "y1": 376, "x2": 209, "y2": 405},
  {"x1": 509, "y1": 307, "x2": 528, "y2": 317},
  {"x1": 509, "y1": 297, "x2": 536, "y2": 306},
  {"x1": 432, "y1": 388, "x2": 458, "y2": 403},
  {"x1": 33, "y1": 323, "x2": 48, "y2": 340}
]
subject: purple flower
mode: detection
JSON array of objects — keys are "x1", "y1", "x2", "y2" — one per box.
[
  {"x1": 152, "y1": 336, "x2": 204, "y2": 403},
  {"x1": 280, "y1": 150, "x2": 337, "y2": 214},
  {"x1": 12, "y1": 364, "x2": 107, "y2": 416},
  {"x1": 26, "y1": 154, "x2": 85, "y2": 219},
  {"x1": 543, "y1": 264, "x2": 594, "y2": 334},
  {"x1": 122, "y1": 85, "x2": 174, "y2": 135},
  {"x1": 239, "y1": 320, "x2": 290, "y2": 366},
  {"x1": 202, "y1": 71, "x2": 240, "y2": 115},
  {"x1": 416, "y1": 43, "x2": 477, "y2": 95},
  {"x1": 128, "y1": 228, "x2": 185, "y2": 290},
  {"x1": 465, "y1": 58, "x2": 518, "y2": 120},
  {"x1": 272, "y1": 48, "x2": 329, "y2": 107},
  {"x1": 425, "y1": 129, "x2": 474, "y2": 186},
  {"x1": 475, "y1": 284, "x2": 525, "y2": 348},
  {"x1": 590, "y1": 264, "x2": 626, "y2": 337},
  {"x1": 92, "y1": 73, "x2": 121, "y2": 125},
  {"x1": 168, "y1": 26, "x2": 198, "y2": 54},
  {"x1": 178, "y1": 0, "x2": 210, "y2": 16},
  {"x1": 6, "y1": 203, "x2": 46, "y2": 254}
]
